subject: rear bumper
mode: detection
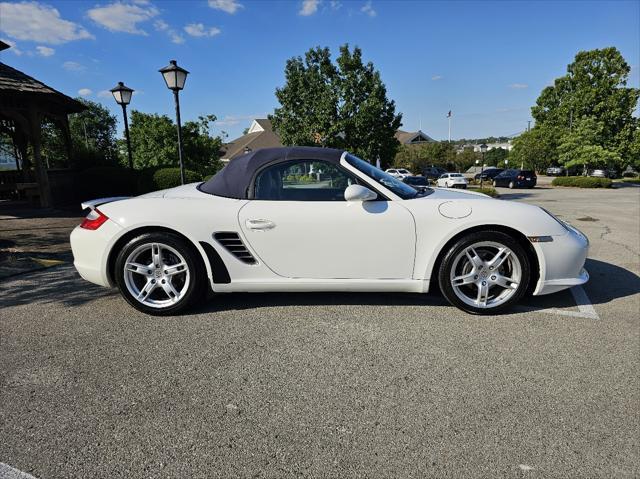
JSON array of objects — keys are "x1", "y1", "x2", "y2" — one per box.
[{"x1": 70, "y1": 220, "x2": 123, "y2": 287}]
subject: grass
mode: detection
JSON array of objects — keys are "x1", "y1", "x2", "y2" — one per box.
[{"x1": 551, "y1": 176, "x2": 612, "y2": 188}]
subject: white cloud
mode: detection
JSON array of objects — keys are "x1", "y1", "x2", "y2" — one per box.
[
  {"x1": 208, "y1": 0, "x2": 243, "y2": 14},
  {"x1": 299, "y1": 0, "x2": 320, "y2": 16},
  {"x1": 361, "y1": 1, "x2": 376, "y2": 17},
  {"x1": 330, "y1": 1, "x2": 342, "y2": 9},
  {"x1": 78, "y1": 88, "x2": 92, "y2": 96},
  {"x1": 1, "y1": 38, "x2": 22, "y2": 55},
  {"x1": 87, "y1": 2, "x2": 159, "y2": 35},
  {"x1": 97, "y1": 90, "x2": 112, "y2": 98},
  {"x1": 431, "y1": 75, "x2": 443, "y2": 81},
  {"x1": 184, "y1": 23, "x2": 221, "y2": 37},
  {"x1": 35, "y1": 45, "x2": 55, "y2": 56},
  {"x1": 153, "y1": 20, "x2": 185, "y2": 44},
  {"x1": 63, "y1": 61, "x2": 85, "y2": 72},
  {"x1": 508, "y1": 83, "x2": 528, "y2": 89},
  {"x1": 0, "y1": 2, "x2": 93, "y2": 44}
]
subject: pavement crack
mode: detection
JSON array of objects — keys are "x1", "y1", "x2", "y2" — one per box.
[{"x1": 599, "y1": 224, "x2": 640, "y2": 258}]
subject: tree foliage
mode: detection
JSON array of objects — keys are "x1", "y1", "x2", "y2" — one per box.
[
  {"x1": 515, "y1": 47, "x2": 639, "y2": 171},
  {"x1": 270, "y1": 45, "x2": 402, "y2": 168},
  {"x1": 41, "y1": 98, "x2": 118, "y2": 168},
  {"x1": 127, "y1": 111, "x2": 223, "y2": 176},
  {"x1": 393, "y1": 142, "x2": 481, "y2": 173},
  {"x1": 483, "y1": 147, "x2": 509, "y2": 167}
]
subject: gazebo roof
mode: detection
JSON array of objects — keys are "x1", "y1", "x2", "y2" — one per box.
[{"x1": 0, "y1": 62, "x2": 85, "y2": 114}]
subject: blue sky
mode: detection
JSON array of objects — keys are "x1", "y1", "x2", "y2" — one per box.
[{"x1": 1, "y1": 0, "x2": 638, "y2": 141}]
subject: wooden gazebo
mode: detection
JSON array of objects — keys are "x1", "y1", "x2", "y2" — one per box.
[{"x1": 0, "y1": 40, "x2": 85, "y2": 207}]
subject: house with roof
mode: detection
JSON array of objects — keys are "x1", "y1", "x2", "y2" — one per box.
[
  {"x1": 221, "y1": 120, "x2": 436, "y2": 163},
  {"x1": 394, "y1": 129, "x2": 434, "y2": 145},
  {"x1": 220, "y1": 119, "x2": 282, "y2": 163}
]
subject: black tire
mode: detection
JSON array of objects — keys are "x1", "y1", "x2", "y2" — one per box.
[
  {"x1": 438, "y1": 231, "x2": 531, "y2": 315},
  {"x1": 508, "y1": 181, "x2": 515, "y2": 189},
  {"x1": 115, "y1": 232, "x2": 206, "y2": 316}
]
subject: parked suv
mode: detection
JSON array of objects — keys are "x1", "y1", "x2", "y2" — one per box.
[
  {"x1": 422, "y1": 166, "x2": 448, "y2": 180},
  {"x1": 402, "y1": 175, "x2": 430, "y2": 192},
  {"x1": 492, "y1": 169, "x2": 537, "y2": 189},
  {"x1": 474, "y1": 168, "x2": 504, "y2": 181}
]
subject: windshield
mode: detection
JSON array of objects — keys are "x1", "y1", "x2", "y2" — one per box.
[
  {"x1": 345, "y1": 154, "x2": 429, "y2": 199},
  {"x1": 450, "y1": 173, "x2": 463, "y2": 177}
]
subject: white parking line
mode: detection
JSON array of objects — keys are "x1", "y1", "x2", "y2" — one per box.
[
  {"x1": 517, "y1": 286, "x2": 600, "y2": 320},
  {"x1": 0, "y1": 463, "x2": 38, "y2": 479}
]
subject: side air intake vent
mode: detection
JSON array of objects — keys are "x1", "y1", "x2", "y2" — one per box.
[{"x1": 213, "y1": 232, "x2": 257, "y2": 264}]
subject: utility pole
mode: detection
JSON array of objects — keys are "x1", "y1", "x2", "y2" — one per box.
[{"x1": 527, "y1": 120, "x2": 531, "y2": 132}]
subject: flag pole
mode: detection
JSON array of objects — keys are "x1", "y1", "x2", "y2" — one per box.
[{"x1": 447, "y1": 111, "x2": 451, "y2": 142}]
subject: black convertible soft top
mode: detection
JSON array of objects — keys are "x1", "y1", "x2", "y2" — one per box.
[{"x1": 199, "y1": 146, "x2": 345, "y2": 199}]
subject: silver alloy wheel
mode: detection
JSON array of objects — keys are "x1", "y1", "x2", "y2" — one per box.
[
  {"x1": 123, "y1": 242, "x2": 190, "y2": 309},
  {"x1": 449, "y1": 241, "x2": 522, "y2": 309}
]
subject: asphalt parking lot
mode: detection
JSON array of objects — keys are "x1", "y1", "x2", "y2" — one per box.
[{"x1": 1, "y1": 185, "x2": 639, "y2": 478}]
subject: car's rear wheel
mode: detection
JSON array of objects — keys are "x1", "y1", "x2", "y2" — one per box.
[
  {"x1": 115, "y1": 232, "x2": 205, "y2": 315},
  {"x1": 438, "y1": 231, "x2": 530, "y2": 314},
  {"x1": 508, "y1": 181, "x2": 515, "y2": 189},
  {"x1": 492, "y1": 180, "x2": 497, "y2": 187}
]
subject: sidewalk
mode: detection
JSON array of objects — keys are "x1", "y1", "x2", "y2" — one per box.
[{"x1": 0, "y1": 201, "x2": 82, "y2": 279}]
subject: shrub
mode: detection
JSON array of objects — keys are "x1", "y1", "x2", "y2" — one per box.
[
  {"x1": 621, "y1": 177, "x2": 640, "y2": 184},
  {"x1": 551, "y1": 176, "x2": 612, "y2": 188},
  {"x1": 470, "y1": 186, "x2": 500, "y2": 197},
  {"x1": 151, "y1": 168, "x2": 202, "y2": 190},
  {"x1": 77, "y1": 166, "x2": 138, "y2": 199}
]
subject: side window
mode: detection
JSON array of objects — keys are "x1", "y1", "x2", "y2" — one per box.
[{"x1": 254, "y1": 160, "x2": 358, "y2": 201}]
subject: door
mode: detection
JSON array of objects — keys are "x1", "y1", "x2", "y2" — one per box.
[{"x1": 238, "y1": 159, "x2": 416, "y2": 279}]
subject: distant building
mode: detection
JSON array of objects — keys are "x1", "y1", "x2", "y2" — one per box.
[
  {"x1": 394, "y1": 129, "x2": 435, "y2": 145},
  {"x1": 220, "y1": 119, "x2": 282, "y2": 163},
  {"x1": 221, "y1": 120, "x2": 436, "y2": 163},
  {"x1": 457, "y1": 142, "x2": 513, "y2": 153}
]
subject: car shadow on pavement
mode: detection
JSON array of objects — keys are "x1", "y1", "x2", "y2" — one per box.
[
  {"x1": 0, "y1": 265, "x2": 117, "y2": 309},
  {"x1": 496, "y1": 191, "x2": 537, "y2": 200},
  {"x1": 579, "y1": 258, "x2": 640, "y2": 305},
  {"x1": 194, "y1": 258, "x2": 639, "y2": 315}
]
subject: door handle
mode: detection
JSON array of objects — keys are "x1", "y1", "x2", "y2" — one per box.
[{"x1": 246, "y1": 219, "x2": 276, "y2": 230}]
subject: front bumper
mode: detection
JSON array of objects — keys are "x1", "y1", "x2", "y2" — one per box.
[
  {"x1": 532, "y1": 224, "x2": 590, "y2": 295},
  {"x1": 70, "y1": 219, "x2": 123, "y2": 287}
]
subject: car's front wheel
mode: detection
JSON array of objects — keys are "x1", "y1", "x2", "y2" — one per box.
[
  {"x1": 508, "y1": 181, "x2": 515, "y2": 189},
  {"x1": 438, "y1": 231, "x2": 530, "y2": 314},
  {"x1": 115, "y1": 232, "x2": 206, "y2": 315}
]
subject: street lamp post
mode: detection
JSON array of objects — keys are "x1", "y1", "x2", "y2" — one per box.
[
  {"x1": 159, "y1": 60, "x2": 189, "y2": 185},
  {"x1": 110, "y1": 81, "x2": 134, "y2": 170},
  {"x1": 479, "y1": 143, "x2": 488, "y2": 188}
]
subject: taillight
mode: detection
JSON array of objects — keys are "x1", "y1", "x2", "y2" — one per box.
[
  {"x1": 80, "y1": 209, "x2": 108, "y2": 230},
  {"x1": 517, "y1": 175, "x2": 524, "y2": 180}
]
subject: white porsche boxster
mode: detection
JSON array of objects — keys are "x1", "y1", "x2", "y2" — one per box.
[{"x1": 70, "y1": 147, "x2": 589, "y2": 316}]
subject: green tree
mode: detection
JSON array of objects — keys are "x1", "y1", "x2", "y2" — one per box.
[
  {"x1": 393, "y1": 142, "x2": 458, "y2": 173},
  {"x1": 127, "y1": 111, "x2": 223, "y2": 176},
  {"x1": 41, "y1": 98, "x2": 118, "y2": 168},
  {"x1": 557, "y1": 117, "x2": 621, "y2": 172},
  {"x1": 483, "y1": 147, "x2": 509, "y2": 167},
  {"x1": 510, "y1": 124, "x2": 563, "y2": 172},
  {"x1": 529, "y1": 47, "x2": 638, "y2": 170},
  {"x1": 270, "y1": 45, "x2": 402, "y2": 168}
]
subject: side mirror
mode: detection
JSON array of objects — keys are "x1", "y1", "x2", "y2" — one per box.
[{"x1": 344, "y1": 184, "x2": 377, "y2": 202}]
